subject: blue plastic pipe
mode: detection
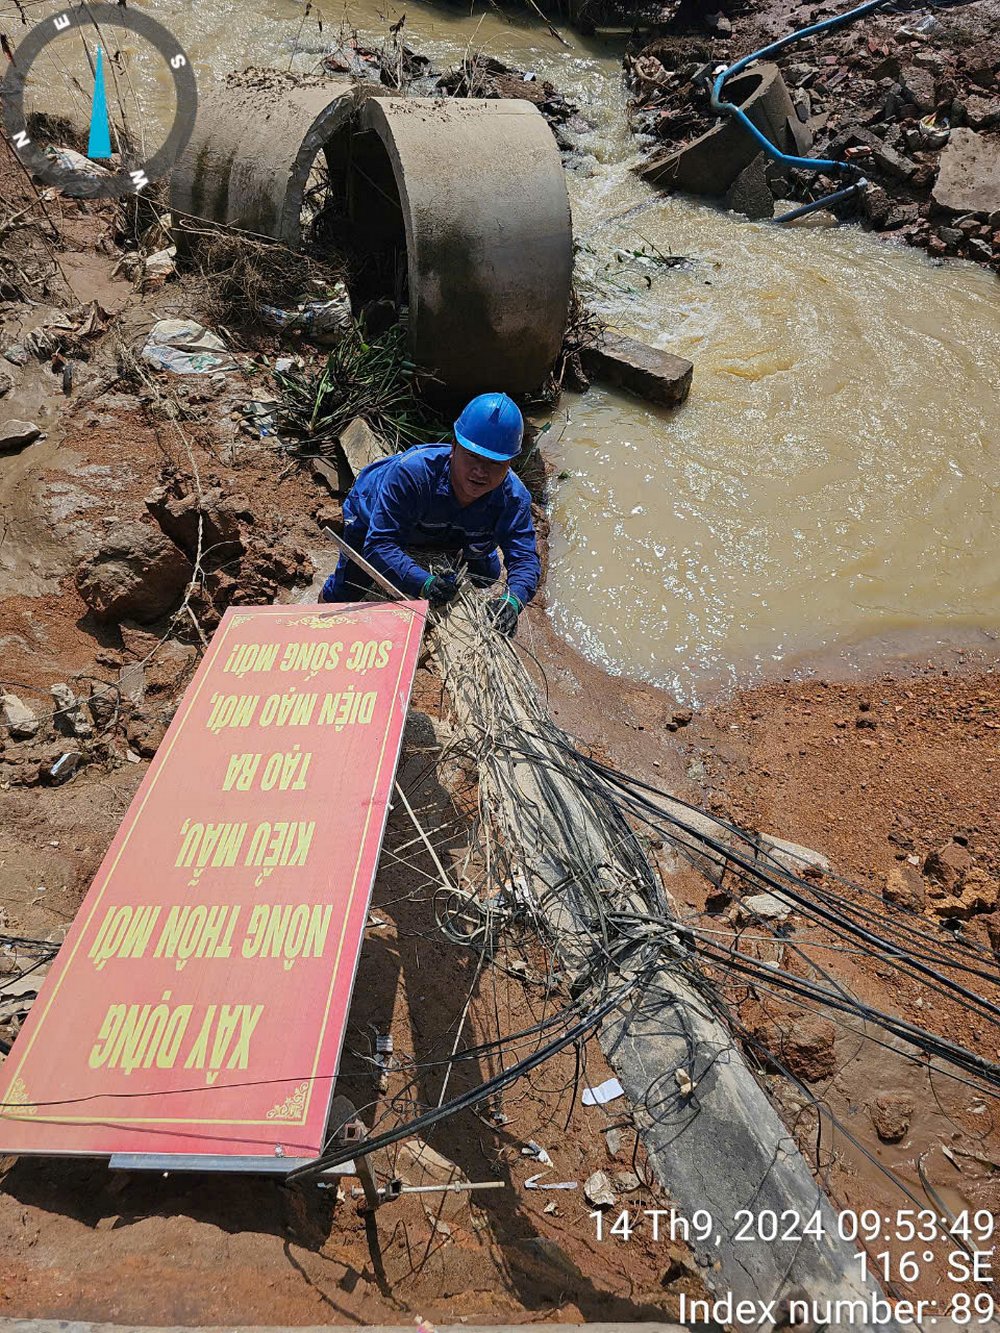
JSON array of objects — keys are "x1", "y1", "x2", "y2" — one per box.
[{"x1": 710, "y1": 0, "x2": 887, "y2": 181}]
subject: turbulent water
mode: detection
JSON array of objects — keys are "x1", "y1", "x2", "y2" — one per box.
[{"x1": 27, "y1": 0, "x2": 1000, "y2": 700}]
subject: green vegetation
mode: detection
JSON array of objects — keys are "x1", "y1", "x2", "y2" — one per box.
[{"x1": 275, "y1": 323, "x2": 448, "y2": 455}]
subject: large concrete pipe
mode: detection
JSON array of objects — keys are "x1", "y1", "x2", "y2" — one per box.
[
  {"x1": 170, "y1": 72, "x2": 359, "y2": 245},
  {"x1": 355, "y1": 98, "x2": 573, "y2": 397}
]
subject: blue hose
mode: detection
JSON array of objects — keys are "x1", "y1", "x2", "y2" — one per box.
[{"x1": 709, "y1": 0, "x2": 890, "y2": 211}]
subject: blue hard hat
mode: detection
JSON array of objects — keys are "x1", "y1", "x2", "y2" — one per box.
[{"x1": 454, "y1": 392, "x2": 524, "y2": 463}]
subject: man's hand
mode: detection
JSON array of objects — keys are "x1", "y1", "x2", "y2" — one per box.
[
  {"x1": 421, "y1": 572, "x2": 459, "y2": 607},
  {"x1": 485, "y1": 590, "x2": 522, "y2": 637}
]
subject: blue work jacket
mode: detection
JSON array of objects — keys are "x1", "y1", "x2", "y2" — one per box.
[{"x1": 344, "y1": 444, "x2": 541, "y2": 605}]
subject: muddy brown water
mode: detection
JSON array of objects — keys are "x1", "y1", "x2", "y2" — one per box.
[{"x1": 12, "y1": 0, "x2": 1000, "y2": 703}]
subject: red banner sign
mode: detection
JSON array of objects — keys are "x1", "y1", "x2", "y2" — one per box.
[{"x1": 0, "y1": 601, "x2": 425, "y2": 1161}]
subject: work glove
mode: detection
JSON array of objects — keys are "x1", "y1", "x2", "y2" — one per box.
[
  {"x1": 421, "y1": 572, "x2": 459, "y2": 608},
  {"x1": 485, "y1": 591, "x2": 522, "y2": 638}
]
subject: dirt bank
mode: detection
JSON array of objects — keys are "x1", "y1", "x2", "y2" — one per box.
[{"x1": 0, "y1": 130, "x2": 710, "y2": 1322}]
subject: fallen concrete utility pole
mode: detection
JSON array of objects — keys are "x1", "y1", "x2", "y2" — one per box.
[{"x1": 429, "y1": 598, "x2": 902, "y2": 1332}]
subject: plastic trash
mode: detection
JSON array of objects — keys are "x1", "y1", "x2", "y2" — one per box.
[
  {"x1": 259, "y1": 282, "x2": 352, "y2": 346},
  {"x1": 47, "y1": 752, "x2": 82, "y2": 785},
  {"x1": 521, "y1": 1140, "x2": 553, "y2": 1166},
  {"x1": 242, "y1": 400, "x2": 279, "y2": 438},
  {"x1": 44, "y1": 146, "x2": 112, "y2": 178},
  {"x1": 141, "y1": 319, "x2": 239, "y2": 375}
]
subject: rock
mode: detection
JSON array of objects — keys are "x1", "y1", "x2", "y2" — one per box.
[
  {"x1": 0, "y1": 419, "x2": 42, "y2": 453},
  {"x1": 739, "y1": 891, "x2": 791, "y2": 922},
  {"x1": 613, "y1": 1170, "x2": 641, "y2": 1193},
  {"x1": 706, "y1": 11, "x2": 732, "y2": 36},
  {"x1": 938, "y1": 226, "x2": 964, "y2": 250},
  {"x1": 146, "y1": 475, "x2": 247, "y2": 566},
  {"x1": 126, "y1": 713, "x2": 169, "y2": 758},
  {"x1": 757, "y1": 833, "x2": 830, "y2": 875},
  {"x1": 0, "y1": 369, "x2": 14, "y2": 398},
  {"x1": 605, "y1": 1128, "x2": 622, "y2": 1156},
  {"x1": 923, "y1": 840, "x2": 974, "y2": 893},
  {"x1": 883, "y1": 864, "x2": 925, "y2": 911},
  {"x1": 862, "y1": 183, "x2": 893, "y2": 228},
  {"x1": 932, "y1": 130, "x2": 1000, "y2": 217},
  {"x1": 869, "y1": 1091, "x2": 913, "y2": 1143},
  {"x1": 886, "y1": 203, "x2": 920, "y2": 228},
  {"x1": 725, "y1": 152, "x2": 775, "y2": 220},
  {"x1": 911, "y1": 49, "x2": 945, "y2": 73},
  {"x1": 666, "y1": 707, "x2": 693, "y2": 732},
  {"x1": 3, "y1": 345, "x2": 29, "y2": 366},
  {"x1": 758, "y1": 1014, "x2": 837, "y2": 1081},
  {"x1": 584, "y1": 1169, "x2": 617, "y2": 1209},
  {"x1": 900, "y1": 65, "x2": 936, "y2": 113},
  {"x1": 2, "y1": 692, "x2": 40, "y2": 740},
  {"x1": 142, "y1": 638, "x2": 198, "y2": 698},
  {"x1": 50, "y1": 683, "x2": 93, "y2": 739},
  {"x1": 830, "y1": 126, "x2": 917, "y2": 182},
  {"x1": 964, "y1": 95, "x2": 1000, "y2": 132},
  {"x1": 75, "y1": 522, "x2": 193, "y2": 624},
  {"x1": 968, "y1": 58, "x2": 995, "y2": 90},
  {"x1": 928, "y1": 867, "x2": 999, "y2": 921},
  {"x1": 580, "y1": 332, "x2": 693, "y2": 407},
  {"x1": 87, "y1": 687, "x2": 118, "y2": 730}
]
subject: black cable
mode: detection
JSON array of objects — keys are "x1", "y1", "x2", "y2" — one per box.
[{"x1": 285, "y1": 970, "x2": 641, "y2": 1182}]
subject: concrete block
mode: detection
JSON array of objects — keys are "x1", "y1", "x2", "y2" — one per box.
[
  {"x1": 725, "y1": 153, "x2": 775, "y2": 220},
  {"x1": 338, "y1": 416, "x2": 389, "y2": 483},
  {"x1": 581, "y1": 332, "x2": 693, "y2": 407}
]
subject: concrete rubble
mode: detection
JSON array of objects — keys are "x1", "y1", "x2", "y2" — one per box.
[{"x1": 625, "y1": 0, "x2": 1000, "y2": 268}]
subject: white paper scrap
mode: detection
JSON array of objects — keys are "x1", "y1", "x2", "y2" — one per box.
[{"x1": 582, "y1": 1077, "x2": 625, "y2": 1107}]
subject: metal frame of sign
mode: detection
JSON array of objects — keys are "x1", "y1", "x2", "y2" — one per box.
[{"x1": 0, "y1": 600, "x2": 426, "y2": 1168}]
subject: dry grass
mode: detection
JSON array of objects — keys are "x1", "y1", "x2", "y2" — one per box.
[{"x1": 176, "y1": 217, "x2": 347, "y2": 337}]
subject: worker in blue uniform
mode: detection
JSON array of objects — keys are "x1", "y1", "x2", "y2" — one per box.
[{"x1": 320, "y1": 392, "x2": 540, "y2": 637}]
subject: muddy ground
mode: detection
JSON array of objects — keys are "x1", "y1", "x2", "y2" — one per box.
[
  {"x1": 1, "y1": 29, "x2": 999, "y2": 1323},
  {"x1": 0, "y1": 137, "x2": 708, "y2": 1323}
]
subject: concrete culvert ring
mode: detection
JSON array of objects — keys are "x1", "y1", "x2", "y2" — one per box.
[
  {"x1": 170, "y1": 73, "x2": 361, "y2": 247},
  {"x1": 356, "y1": 97, "x2": 573, "y2": 397},
  {"x1": 639, "y1": 61, "x2": 800, "y2": 196},
  {"x1": 171, "y1": 80, "x2": 573, "y2": 396}
]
